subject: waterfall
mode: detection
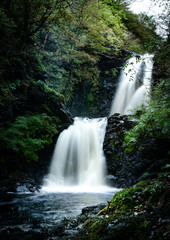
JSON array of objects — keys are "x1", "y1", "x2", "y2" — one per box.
[
  {"x1": 41, "y1": 117, "x2": 111, "y2": 192},
  {"x1": 41, "y1": 53, "x2": 153, "y2": 193},
  {"x1": 110, "y1": 54, "x2": 154, "y2": 115}
]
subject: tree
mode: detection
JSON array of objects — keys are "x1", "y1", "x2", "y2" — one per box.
[{"x1": 0, "y1": 0, "x2": 75, "y2": 87}]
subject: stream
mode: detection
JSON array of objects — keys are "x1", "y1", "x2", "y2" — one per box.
[{"x1": 0, "y1": 189, "x2": 118, "y2": 239}]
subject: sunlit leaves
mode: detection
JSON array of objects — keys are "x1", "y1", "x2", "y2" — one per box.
[{"x1": 124, "y1": 80, "x2": 170, "y2": 152}]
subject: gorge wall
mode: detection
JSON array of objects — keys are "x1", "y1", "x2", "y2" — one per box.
[
  {"x1": 104, "y1": 113, "x2": 170, "y2": 188},
  {"x1": 66, "y1": 50, "x2": 130, "y2": 117}
]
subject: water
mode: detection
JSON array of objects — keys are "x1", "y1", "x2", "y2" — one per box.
[
  {"x1": 0, "y1": 116, "x2": 120, "y2": 239},
  {"x1": 110, "y1": 54, "x2": 154, "y2": 115},
  {"x1": 0, "y1": 190, "x2": 118, "y2": 238},
  {"x1": 42, "y1": 117, "x2": 110, "y2": 192}
]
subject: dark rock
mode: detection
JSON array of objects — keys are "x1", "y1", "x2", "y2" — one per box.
[
  {"x1": 104, "y1": 113, "x2": 170, "y2": 188},
  {"x1": 81, "y1": 204, "x2": 106, "y2": 216},
  {"x1": 66, "y1": 50, "x2": 130, "y2": 117}
]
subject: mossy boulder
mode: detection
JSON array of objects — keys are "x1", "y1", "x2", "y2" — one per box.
[{"x1": 77, "y1": 173, "x2": 170, "y2": 240}]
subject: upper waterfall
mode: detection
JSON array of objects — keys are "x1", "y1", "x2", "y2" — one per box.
[
  {"x1": 110, "y1": 54, "x2": 154, "y2": 115},
  {"x1": 41, "y1": 117, "x2": 112, "y2": 192}
]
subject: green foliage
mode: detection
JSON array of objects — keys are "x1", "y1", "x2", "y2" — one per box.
[
  {"x1": 0, "y1": 114, "x2": 58, "y2": 162},
  {"x1": 38, "y1": 0, "x2": 144, "y2": 103},
  {"x1": 0, "y1": 0, "x2": 74, "y2": 104},
  {"x1": 37, "y1": 80, "x2": 64, "y2": 102},
  {"x1": 40, "y1": 30, "x2": 100, "y2": 101},
  {"x1": 111, "y1": 68, "x2": 118, "y2": 78},
  {"x1": 0, "y1": 0, "x2": 158, "y2": 107},
  {"x1": 87, "y1": 93, "x2": 94, "y2": 102},
  {"x1": 123, "y1": 10, "x2": 163, "y2": 52},
  {"x1": 124, "y1": 80, "x2": 170, "y2": 152}
]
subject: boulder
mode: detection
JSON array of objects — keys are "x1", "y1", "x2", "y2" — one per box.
[{"x1": 104, "y1": 113, "x2": 169, "y2": 188}]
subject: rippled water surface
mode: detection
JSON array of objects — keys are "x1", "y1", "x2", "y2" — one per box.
[{"x1": 0, "y1": 189, "x2": 118, "y2": 238}]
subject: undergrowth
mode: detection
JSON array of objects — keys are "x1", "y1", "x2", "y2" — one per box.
[
  {"x1": 0, "y1": 113, "x2": 58, "y2": 162},
  {"x1": 124, "y1": 80, "x2": 170, "y2": 152}
]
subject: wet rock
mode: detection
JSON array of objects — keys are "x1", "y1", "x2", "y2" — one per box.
[
  {"x1": 55, "y1": 203, "x2": 107, "y2": 240},
  {"x1": 66, "y1": 51, "x2": 130, "y2": 117},
  {"x1": 104, "y1": 113, "x2": 170, "y2": 188},
  {"x1": 81, "y1": 204, "x2": 106, "y2": 216}
]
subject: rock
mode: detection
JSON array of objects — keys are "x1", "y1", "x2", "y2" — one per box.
[
  {"x1": 81, "y1": 204, "x2": 106, "y2": 217},
  {"x1": 104, "y1": 113, "x2": 170, "y2": 188},
  {"x1": 66, "y1": 50, "x2": 130, "y2": 117},
  {"x1": 76, "y1": 175, "x2": 170, "y2": 240}
]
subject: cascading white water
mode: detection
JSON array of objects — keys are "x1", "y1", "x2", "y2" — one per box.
[
  {"x1": 41, "y1": 54, "x2": 154, "y2": 193},
  {"x1": 110, "y1": 54, "x2": 154, "y2": 115},
  {"x1": 41, "y1": 117, "x2": 112, "y2": 192}
]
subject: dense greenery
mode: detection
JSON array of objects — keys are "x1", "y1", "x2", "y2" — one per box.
[
  {"x1": 0, "y1": 114, "x2": 58, "y2": 162},
  {"x1": 0, "y1": 0, "x2": 163, "y2": 166},
  {"x1": 38, "y1": 0, "x2": 162, "y2": 102},
  {"x1": 124, "y1": 80, "x2": 170, "y2": 152},
  {"x1": 0, "y1": 0, "x2": 73, "y2": 105}
]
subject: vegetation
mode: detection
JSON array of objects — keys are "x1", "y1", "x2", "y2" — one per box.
[
  {"x1": 0, "y1": 0, "x2": 163, "y2": 166},
  {"x1": 78, "y1": 172, "x2": 169, "y2": 240},
  {"x1": 124, "y1": 80, "x2": 170, "y2": 152},
  {"x1": 0, "y1": 0, "x2": 163, "y2": 105},
  {"x1": 0, "y1": 0, "x2": 169, "y2": 239},
  {"x1": 0, "y1": 114, "x2": 58, "y2": 162},
  {"x1": 38, "y1": 0, "x2": 162, "y2": 103}
]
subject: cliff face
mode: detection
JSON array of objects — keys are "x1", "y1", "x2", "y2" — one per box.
[
  {"x1": 66, "y1": 51, "x2": 130, "y2": 117},
  {"x1": 103, "y1": 114, "x2": 170, "y2": 188}
]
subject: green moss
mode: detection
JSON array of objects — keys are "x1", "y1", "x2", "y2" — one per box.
[
  {"x1": 81, "y1": 217, "x2": 109, "y2": 240},
  {"x1": 109, "y1": 139, "x2": 115, "y2": 148},
  {"x1": 78, "y1": 175, "x2": 169, "y2": 240},
  {"x1": 87, "y1": 93, "x2": 94, "y2": 102}
]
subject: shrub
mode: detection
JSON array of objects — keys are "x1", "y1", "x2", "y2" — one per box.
[
  {"x1": 0, "y1": 114, "x2": 58, "y2": 162},
  {"x1": 124, "y1": 80, "x2": 170, "y2": 152}
]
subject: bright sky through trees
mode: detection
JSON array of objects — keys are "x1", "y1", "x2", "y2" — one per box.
[
  {"x1": 129, "y1": 0, "x2": 165, "y2": 15},
  {"x1": 129, "y1": 0, "x2": 169, "y2": 37}
]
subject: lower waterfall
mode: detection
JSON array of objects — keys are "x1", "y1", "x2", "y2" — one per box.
[
  {"x1": 110, "y1": 54, "x2": 154, "y2": 115},
  {"x1": 41, "y1": 117, "x2": 113, "y2": 192},
  {"x1": 41, "y1": 53, "x2": 154, "y2": 193}
]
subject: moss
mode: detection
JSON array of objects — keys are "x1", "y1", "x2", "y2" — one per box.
[
  {"x1": 109, "y1": 139, "x2": 115, "y2": 148},
  {"x1": 80, "y1": 217, "x2": 109, "y2": 240},
  {"x1": 87, "y1": 93, "x2": 94, "y2": 102},
  {"x1": 78, "y1": 174, "x2": 169, "y2": 240}
]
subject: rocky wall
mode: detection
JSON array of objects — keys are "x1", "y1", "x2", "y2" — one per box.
[{"x1": 104, "y1": 113, "x2": 169, "y2": 188}]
